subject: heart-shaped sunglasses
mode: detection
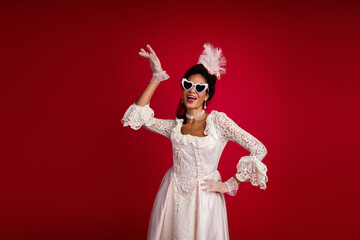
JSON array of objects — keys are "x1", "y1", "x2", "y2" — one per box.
[{"x1": 181, "y1": 78, "x2": 209, "y2": 94}]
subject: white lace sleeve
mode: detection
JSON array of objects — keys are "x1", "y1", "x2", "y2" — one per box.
[
  {"x1": 215, "y1": 112, "x2": 268, "y2": 189},
  {"x1": 121, "y1": 103, "x2": 175, "y2": 139}
]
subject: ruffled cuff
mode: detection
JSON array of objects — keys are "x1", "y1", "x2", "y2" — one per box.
[
  {"x1": 121, "y1": 103, "x2": 154, "y2": 130},
  {"x1": 225, "y1": 177, "x2": 239, "y2": 196},
  {"x1": 150, "y1": 71, "x2": 170, "y2": 83},
  {"x1": 235, "y1": 156, "x2": 268, "y2": 190}
]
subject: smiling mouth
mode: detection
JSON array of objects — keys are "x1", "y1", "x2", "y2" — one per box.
[{"x1": 187, "y1": 96, "x2": 197, "y2": 100}]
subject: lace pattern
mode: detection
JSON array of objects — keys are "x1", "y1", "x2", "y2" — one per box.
[
  {"x1": 151, "y1": 71, "x2": 170, "y2": 83},
  {"x1": 171, "y1": 112, "x2": 218, "y2": 148},
  {"x1": 121, "y1": 103, "x2": 176, "y2": 138},
  {"x1": 161, "y1": 145, "x2": 204, "y2": 240},
  {"x1": 224, "y1": 177, "x2": 239, "y2": 196},
  {"x1": 173, "y1": 146, "x2": 198, "y2": 194},
  {"x1": 213, "y1": 111, "x2": 268, "y2": 190},
  {"x1": 173, "y1": 144, "x2": 205, "y2": 195},
  {"x1": 235, "y1": 156, "x2": 268, "y2": 189},
  {"x1": 161, "y1": 179, "x2": 197, "y2": 240},
  {"x1": 162, "y1": 140, "x2": 206, "y2": 239},
  {"x1": 122, "y1": 104, "x2": 268, "y2": 190}
]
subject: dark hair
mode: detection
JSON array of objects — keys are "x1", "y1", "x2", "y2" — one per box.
[{"x1": 176, "y1": 64, "x2": 217, "y2": 122}]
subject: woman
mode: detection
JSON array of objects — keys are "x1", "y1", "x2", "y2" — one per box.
[{"x1": 121, "y1": 44, "x2": 268, "y2": 240}]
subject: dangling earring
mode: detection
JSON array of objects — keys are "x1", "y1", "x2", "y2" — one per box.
[
  {"x1": 182, "y1": 99, "x2": 184, "y2": 104},
  {"x1": 204, "y1": 100, "x2": 207, "y2": 109}
]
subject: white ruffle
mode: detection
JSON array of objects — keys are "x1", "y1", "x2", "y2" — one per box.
[
  {"x1": 121, "y1": 103, "x2": 154, "y2": 130},
  {"x1": 171, "y1": 111, "x2": 219, "y2": 148},
  {"x1": 150, "y1": 71, "x2": 170, "y2": 83},
  {"x1": 235, "y1": 156, "x2": 268, "y2": 190}
]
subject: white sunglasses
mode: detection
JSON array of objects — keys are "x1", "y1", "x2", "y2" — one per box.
[{"x1": 181, "y1": 78, "x2": 209, "y2": 93}]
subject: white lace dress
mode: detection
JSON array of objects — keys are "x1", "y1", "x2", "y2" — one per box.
[{"x1": 121, "y1": 103, "x2": 268, "y2": 240}]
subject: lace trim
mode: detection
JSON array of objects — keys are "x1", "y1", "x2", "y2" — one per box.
[
  {"x1": 173, "y1": 145, "x2": 205, "y2": 195},
  {"x1": 171, "y1": 111, "x2": 219, "y2": 148},
  {"x1": 172, "y1": 180, "x2": 198, "y2": 239},
  {"x1": 235, "y1": 156, "x2": 268, "y2": 190},
  {"x1": 225, "y1": 177, "x2": 239, "y2": 196},
  {"x1": 194, "y1": 147, "x2": 205, "y2": 182},
  {"x1": 150, "y1": 71, "x2": 170, "y2": 83},
  {"x1": 121, "y1": 103, "x2": 154, "y2": 130},
  {"x1": 212, "y1": 111, "x2": 268, "y2": 190},
  {"x1": 164, "y1": 144, "x2": 204, "y2": 238},
  {"x1": 173, "y1": 146, "x2": 198, "y2": 194},
  {"x1": 160, "y1": 177, "x2": 197, "y2": 240},
  {"x1": 122, "y1": 103, "x2": 176, "y2": 138}
]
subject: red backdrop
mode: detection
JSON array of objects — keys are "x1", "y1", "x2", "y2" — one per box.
[{"x1": 1, "y1": 1, "x2": 359, "y2": 239}]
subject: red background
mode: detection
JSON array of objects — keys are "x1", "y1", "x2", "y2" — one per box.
[{"x1": 1, "y1": 1, "x2": 359, "y2": 239}]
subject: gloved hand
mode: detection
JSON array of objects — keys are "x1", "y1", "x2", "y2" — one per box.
[
  {"x1": 201, "y1": 177, "x2": 239, "y2": 196},
  {"x1": 139, "y1": 44, "x2": 169, "y2": 83}
]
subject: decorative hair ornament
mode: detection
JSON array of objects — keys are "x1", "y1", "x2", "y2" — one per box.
[{"x1": 197, "y1": 43, "x2": 226, "y2": 79}]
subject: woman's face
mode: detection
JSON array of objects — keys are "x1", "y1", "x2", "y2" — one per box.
[{"x1": 182, "y1": 74, "x2": 209, "y2": 110}]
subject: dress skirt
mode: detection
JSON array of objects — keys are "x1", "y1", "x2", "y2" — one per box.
[{"x1": 147, "y1": 167, "x2": 230, "y2": 240}]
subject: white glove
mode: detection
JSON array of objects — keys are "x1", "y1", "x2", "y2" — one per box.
[
  {"x1": 201, "y1": 177, "x2": 239, "y2": 196},
  {"x1": 139, "y1": 44, "x2": 169, "y2": 83}
]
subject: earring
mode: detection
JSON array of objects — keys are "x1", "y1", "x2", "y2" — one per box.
[
  {"x1": 204, "y1": 100, "x2": 207, "y2": 109},
  {"x1": 182, "y1": 99, "x2": 184, "y2": 104}
]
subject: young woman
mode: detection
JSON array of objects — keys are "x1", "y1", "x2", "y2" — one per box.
[{"x1": 122, "y1": 44, "x2": 268, "y2": 240}]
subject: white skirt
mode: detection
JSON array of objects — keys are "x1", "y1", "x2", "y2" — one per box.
[{"x1": 147, "y1": 167, "x2": 230, "y2": 240}]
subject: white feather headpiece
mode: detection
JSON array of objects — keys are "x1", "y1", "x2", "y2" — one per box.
[{"x1": 197, "y1": 43, "x2": 226, "y2": 79}]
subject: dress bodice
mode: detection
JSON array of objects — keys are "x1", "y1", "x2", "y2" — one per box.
[
  {"x1": 121, "y1": 103, "x2": 268, "y2": 190},
  {"x1": 170, "y1": 112, "x2": 228, "y2": 191}
]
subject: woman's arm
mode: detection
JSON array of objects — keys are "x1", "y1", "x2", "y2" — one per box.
[
  {"x1": 121, "y1": 45, "x2": 175, "y2": 138},
  {"x1": 135, "y1": 82, "x2": 160, "y2": 107},
  {"x1": 136, "y1": 44, "x2": 167, "y2": 106},
  {"x1": 216, "y1": 111, "x2": 268, "y2": 190}
]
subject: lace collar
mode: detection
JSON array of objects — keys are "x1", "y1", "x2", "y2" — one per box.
[{"x1": 171, "y1": 110, "x2": 219, "y2": 148}]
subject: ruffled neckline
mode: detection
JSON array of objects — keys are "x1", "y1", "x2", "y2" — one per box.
[{"x1": 171, "y1": 110, "x2": 219, "y2": 147}]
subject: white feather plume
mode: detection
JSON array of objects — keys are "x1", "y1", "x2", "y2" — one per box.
[{"x1": 197, "y1": 43, "x2": 226, "y2": 79}]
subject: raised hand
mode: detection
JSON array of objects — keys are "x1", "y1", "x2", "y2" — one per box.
[
  {"x1": 139, "y1": 44, "x2": 163, "y2": 74},
  {"x1": 139, "y1": 44, "x2": 169, "y2": 83}
]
